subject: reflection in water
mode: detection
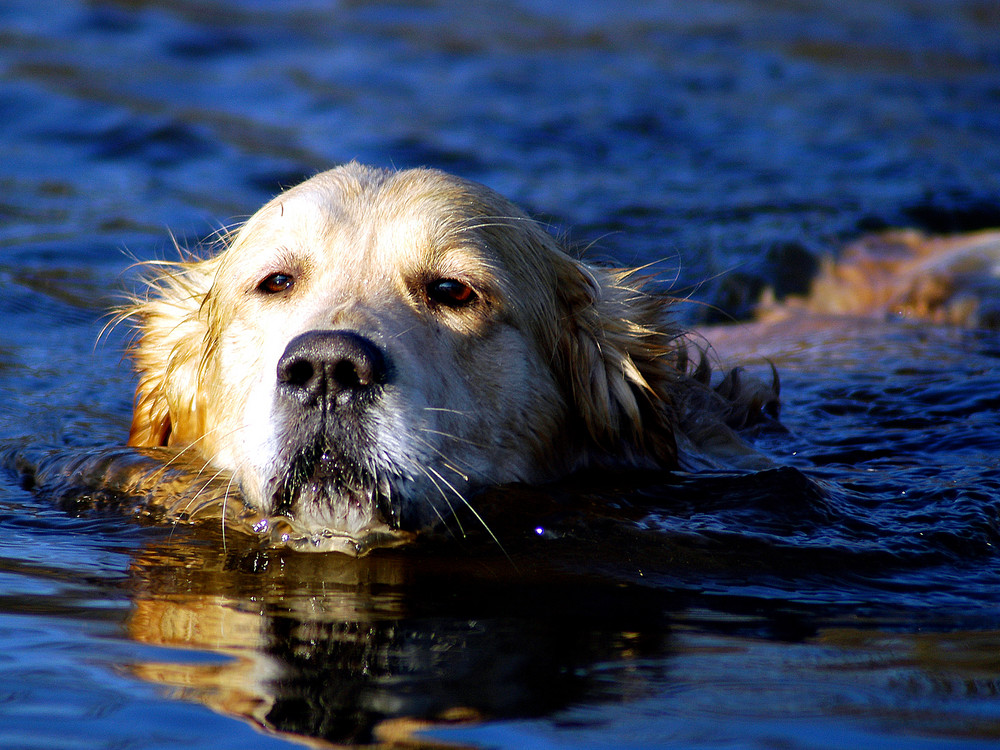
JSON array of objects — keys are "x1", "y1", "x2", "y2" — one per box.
[
  {"x1": 123, "y1": 532, "x2": 672, "y2": 745},
  {"x1": 117, "y1": 522, "x2": 1000, "y2": 747}
]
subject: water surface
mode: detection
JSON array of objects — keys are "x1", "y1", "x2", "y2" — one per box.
[{"x1": 2, "y1": 1, "x2": 1000, "y2": 748}]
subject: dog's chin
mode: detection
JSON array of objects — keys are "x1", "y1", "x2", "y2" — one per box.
[
  {"x1": 249, "y1": 445, "x2": 417, "y2": 553},
  {"x1": 286, "y1": 477, "x2": 388, "y2": 535}
]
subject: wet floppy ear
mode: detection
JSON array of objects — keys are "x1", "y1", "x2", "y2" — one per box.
[
  {"x1": 124, "y1": 259, "x2": 217, "y2": 448},
  {"x1": 553, "y1": 256, "x2": 681, "y2": 466}
]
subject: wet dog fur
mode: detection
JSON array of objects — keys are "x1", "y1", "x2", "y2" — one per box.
[{"x1": 123, "y1": 163, "x2": 777, "y2": 538}]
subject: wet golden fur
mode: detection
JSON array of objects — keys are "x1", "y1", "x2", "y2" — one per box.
[{"x1": 123, "y1": 163, "x2": 774, "y2": 537}]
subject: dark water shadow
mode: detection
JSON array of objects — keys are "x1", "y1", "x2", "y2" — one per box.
[{"x1": 5, "y1": 424, "x2": 1000, "y2": 747}]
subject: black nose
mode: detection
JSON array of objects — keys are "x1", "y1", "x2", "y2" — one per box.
[{"x1": 277, "y1": 330, "x2": 389, "y2": 406}]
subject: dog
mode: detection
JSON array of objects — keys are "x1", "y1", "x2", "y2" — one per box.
[{"x1": 123, "y1": 163, "x2": 776, "y2": 542}]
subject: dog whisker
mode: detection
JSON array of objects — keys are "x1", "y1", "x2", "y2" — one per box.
[
  {"x1": 387, "y1": 324, "x2": 420, "y2": 340},
  {"x1": 417, "y1": 427, "x2": 489, "y2": 451},
  {"x1": 425, "y1": 465, "x2": 508, "y2": 558},
  {"x1": 156, "y1": 424, "x2": 242, "y2": 473},
  {"x1": 163, "y1": 463, "x2": 232, "y2": 542},
  {"x1": 407, "y1": 432, "x2": 474, "y2": 480},
  {"x1": 421, "y1": 406, "x2": 472, "y2": 415},
  {"x1": 415, "y1": 464, "x2": 463, "y2": 537},
  {"x1": 219, "y1": 467, "x2": 245, "y2": 553}
]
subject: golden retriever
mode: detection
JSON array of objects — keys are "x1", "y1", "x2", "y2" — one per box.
[{"x1": 124, "y1": 163, "x2": 776, "y2": 542}]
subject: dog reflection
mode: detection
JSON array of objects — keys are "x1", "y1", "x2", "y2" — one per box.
[{"x1": 123, "y1": 539, "x2": 668, "y2": 746}]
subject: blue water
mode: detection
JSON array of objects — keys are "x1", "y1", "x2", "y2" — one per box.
[{"x1": 2, "y1": 1, "x2": 1000, "y2": 747}]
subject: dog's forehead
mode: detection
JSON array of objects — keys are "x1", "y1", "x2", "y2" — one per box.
[
  {"x1": 249, "y1": 168, "x2": 515, "y2": 265},
  {"x1": 230, "y1": 182, "x2": 342, "y2": 262}
]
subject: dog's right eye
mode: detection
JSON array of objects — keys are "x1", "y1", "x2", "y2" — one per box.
[
  {"x1": 257, "y1": 273, "x2": 294, "y2": 295},
  {"x1": 426, "y1": 278, "x2": 477, "y2": 308}
]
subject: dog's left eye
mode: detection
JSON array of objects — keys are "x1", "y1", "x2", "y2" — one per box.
[
  {"x1": 427, "y1": 278, "x2": 477, "y2": 308},
  {"x1": 257, "y1": 273, "x2": 294, "y2": 295}
]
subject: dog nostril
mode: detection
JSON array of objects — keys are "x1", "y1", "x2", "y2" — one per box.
[
  {"x1": 281, "y1": 358, "x2": 316, "y2": 388},
  {"x1": 333, "y1": 359, "x2": 366, "y2": 389},
  {"x1": 277, "y1": 330, "x2": 389, "y2": 402}
]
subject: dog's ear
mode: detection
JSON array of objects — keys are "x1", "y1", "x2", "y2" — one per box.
[
  {"x1": 553, "y1": 257, "x2": 683, "y2": 467},
  {"x1": 123, "y1": 259, "x2": 217, "y2": 448}
]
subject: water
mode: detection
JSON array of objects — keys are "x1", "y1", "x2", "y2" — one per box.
[{"x1": 2, "y1": 0, "x2": 1000, "y2": 747}]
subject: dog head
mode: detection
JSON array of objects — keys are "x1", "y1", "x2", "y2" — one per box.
[{"x1": 125, "y1": 164, "x2": 702, "y2": 539}]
